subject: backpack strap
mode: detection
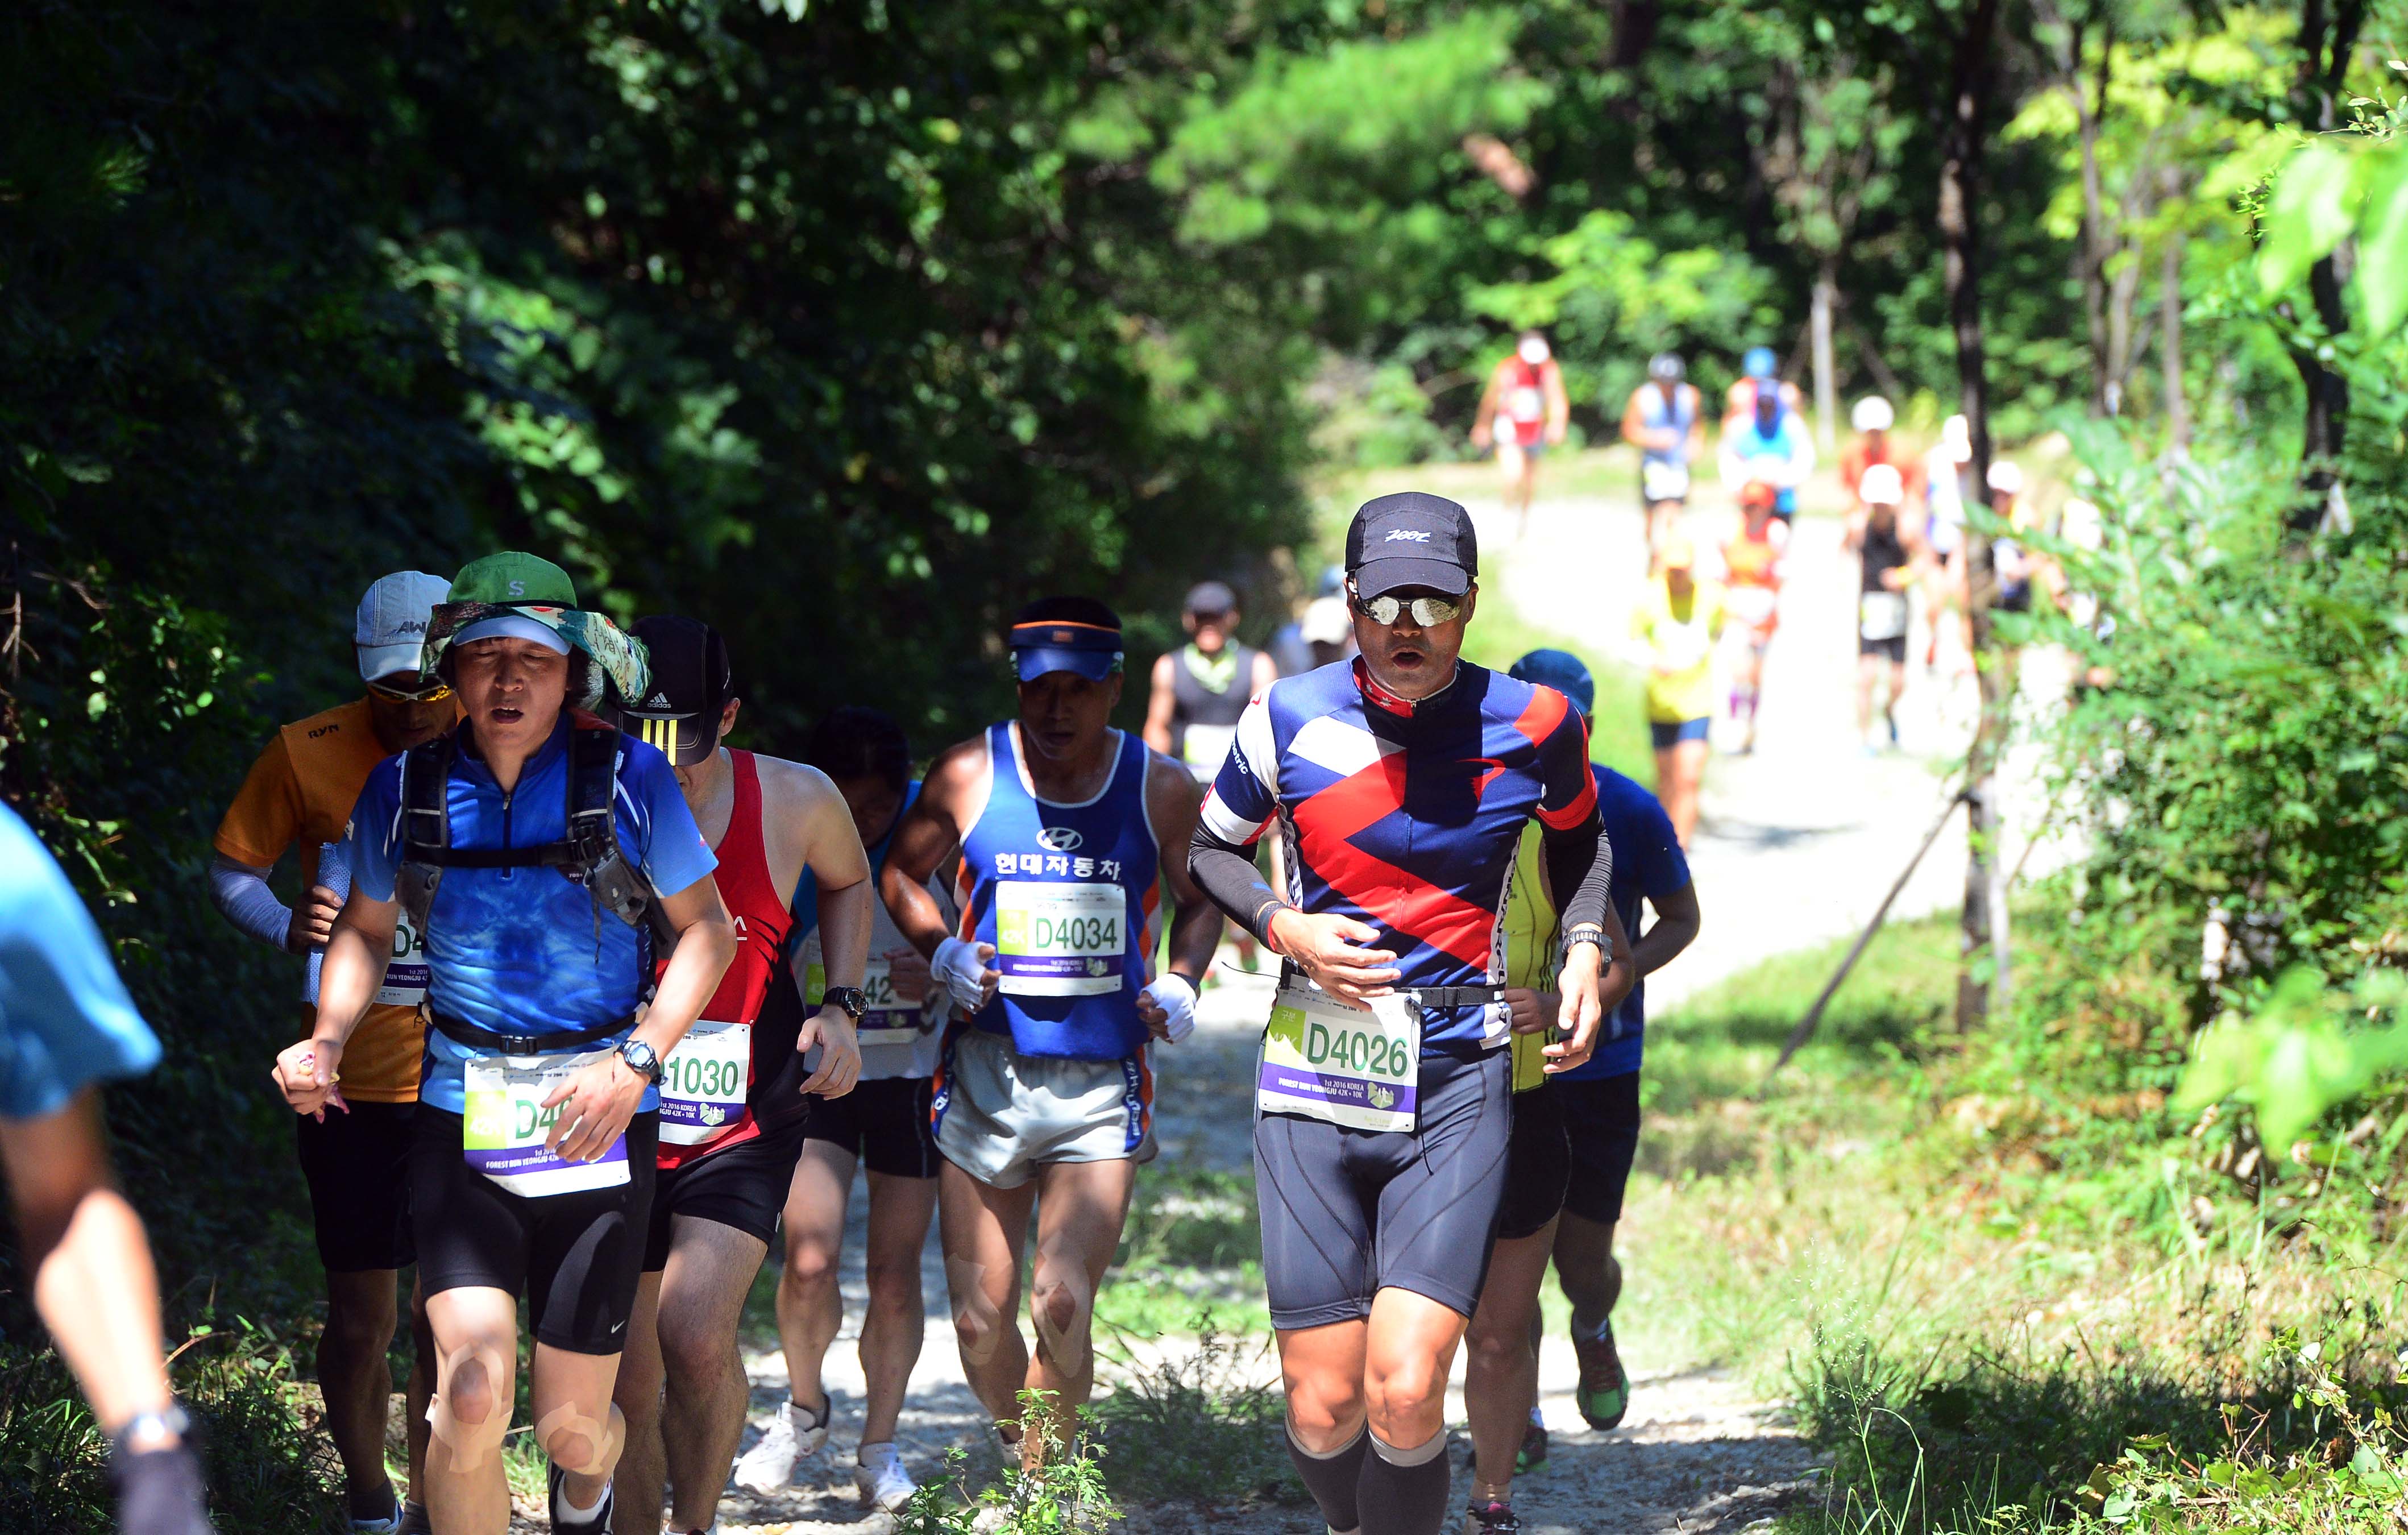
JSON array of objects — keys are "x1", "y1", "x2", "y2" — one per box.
[
  {"x1": 567, "y1": 727, "x2": 679, "y2": 951},
  {"x1": 393, "y1": 735, "x2": 455, "y2": 936}
]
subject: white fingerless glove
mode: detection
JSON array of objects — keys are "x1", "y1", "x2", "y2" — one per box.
[
  {"x1": 1141, "y1": 973, "x2": 1198, "y2": 1044},
  {"x1": 931, "y1": 935, "x2": 991, "y2": 1015}
]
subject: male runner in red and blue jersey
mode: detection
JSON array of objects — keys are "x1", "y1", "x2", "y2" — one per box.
[{"x1": 1188, "y1": 491, "x2": 1634, "y2": 1535}]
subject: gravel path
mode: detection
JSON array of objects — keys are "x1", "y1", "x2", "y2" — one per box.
[{"x1": 560, "y1": 472, "x2": 2073, "y2": 1533}]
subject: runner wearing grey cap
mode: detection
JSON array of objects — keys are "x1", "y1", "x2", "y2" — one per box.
[
  {"x1": 209, "y1": 569, "x2": 458, "y2": 1534},
  {"x1": 1144, "y1": 580, "x2": 1278, "y2": 785}
]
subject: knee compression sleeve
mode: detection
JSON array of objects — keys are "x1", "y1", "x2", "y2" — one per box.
[
  {"x1": 946, "y1": 1256, "x2": 1006, "y2": 1367},
  {"x1": 1285, "y1": 1417, "x2": 1367, "y2": 1534},
  {"x1": 426, "y1": 1343, "x2": 512, "y2": 1471},
  {"x1": 1360, "y1": 1428, "x2": 1450, "y2": 1535},
  {"x1": 535, "y1": 1401, "x2": 625, "y2": 1478},
  {"x1": 1030, "y1": 1240, "x2": 1094, "y2": 1379}
]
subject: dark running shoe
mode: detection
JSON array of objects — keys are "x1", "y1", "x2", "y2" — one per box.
[
  {"x1": 548, "y1": 1462, "x2": 616, "y2": 1534},
  {"x1": 1514, "y1": 1416, "x2": 1549, "y2": 1477},
  {"x1": 1571, "y1": 1317, "x2": 1630, "y2": 1431},
  {"x1": 1464, "y1": 1499, "x2": 1523, "y2": 1533}
]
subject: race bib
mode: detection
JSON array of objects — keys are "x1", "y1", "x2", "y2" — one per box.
[
  {"x1": 1655, "y1": 621, "x2": 1712, "y2": 673},
  {"x1": 1640, "y1": 460, "x2": 1690, "y2": 503},
  {"x1": 1256, "y1": 984, "x2": 1418, "y2": 1132},
  {"x1": 461, "y1": 1052, "x2": 629, "y2": 1196},
  {"x1": 1509, "y1": 385, "x2": 1544, "y2": 422},
  {"x1": 808, "y1": 956, "x2": 919, "y2": 1047},
  {"x1": 376, "y1": 907, "x2": 429, "y2": 1007},
  {"x1": 994, "y1": 881, "x2": 1123, "y2": 998},
  {"x1": 1726, "y1": 586, "x2": 1778, "y2": 628},
  {"x1": 659, "y1": 1020, "x2": 750, "y2": 1146},
  {"x1": 1860, "y1": 591, "x2": 1910, "y2": 641},
  {"x1": 1181, "y1": 723, "x2": 1238, "y2": 777}
]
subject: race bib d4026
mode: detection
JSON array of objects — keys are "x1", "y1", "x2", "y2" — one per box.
[
  {"x1": 1256, "y1": 984, "x2": 1418, "y2": 1132},
  {"x1": 994, "y1": 881, "x2": 1123, "y2": 998}
]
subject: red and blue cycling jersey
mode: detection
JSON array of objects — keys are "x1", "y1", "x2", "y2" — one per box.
[{"x1": 1200, "y1": 657, "x2": 1600, "y2": 1056}]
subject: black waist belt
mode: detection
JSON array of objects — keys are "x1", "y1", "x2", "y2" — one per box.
[
  {"x1": 1408, "y1": 985, "x2": 1509, "y2": 1009},
  {"x1": 427, "y1": 1011, "x2": 632, "y2": 1057}
]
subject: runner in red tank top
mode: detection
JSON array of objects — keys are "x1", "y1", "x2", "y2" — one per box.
[
  {"x1": 1470, "y1": 329, "x2": 1568, "y2": 540},
  {"x1": 608, "y1": 616, "x2": 878, "y2": 1535}
]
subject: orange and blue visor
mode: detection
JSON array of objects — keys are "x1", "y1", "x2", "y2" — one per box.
[{"x1": 1009, "y1": 619, "x2": 1124, "y2": 683}]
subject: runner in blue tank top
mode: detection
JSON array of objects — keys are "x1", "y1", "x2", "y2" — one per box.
[{"x1": 879, "y1": 596, "x2": 1224, "y2": 1463}]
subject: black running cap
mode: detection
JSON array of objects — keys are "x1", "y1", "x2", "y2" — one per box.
[
  {"x1": 622, "y1": 615, "x2": 734, "y2": 766},
  {"x1": 1344, "y1": 492, "x2": 1477, "y2": 598}
]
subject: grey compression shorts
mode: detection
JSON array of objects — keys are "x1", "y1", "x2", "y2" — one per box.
[{"x1": 1253, "y1": 1048, "x2": 1511, "y2": 1329}]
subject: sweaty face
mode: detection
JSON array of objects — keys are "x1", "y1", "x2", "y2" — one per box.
[
  {"x1": 1017, "y1": 669, "x2": 1122, "y2": 764},
  {"x1": 452, "y1": 637, "x2": 568, "y2": 759},
  {"x1": 1352, "y1": 584, "x2": 1474, "y2": 701},
  {"x1": 831, "y1": 773, "x2": 906, "y2": 849}
]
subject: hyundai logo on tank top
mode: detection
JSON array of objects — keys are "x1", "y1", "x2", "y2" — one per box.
[{"x1": 957, "y1": 723, "x2": 1161, "y2": 1060}]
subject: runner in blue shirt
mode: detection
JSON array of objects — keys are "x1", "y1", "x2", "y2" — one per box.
[
  {"x1": 1458, "y1": 650, "x2": 1701, "y2": 1532},
  {"x1": 1, "y1": 804, "x2": 215, "y2": 1535},
  {"x1": 276, "y1": 552, "x2": 736, "y2": 1535}
]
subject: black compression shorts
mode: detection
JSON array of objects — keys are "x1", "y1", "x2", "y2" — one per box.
[
  {"x1": 642, "y1": 1112, "x2": 807, "y2": 1272},
  {"x1": 1496, "y1": 1081, "x2": 1570, "y2": 1241},
  {"x1": 1557, "y1": 1071, "x2": 1642, "y2": 1227},
  {"x1": 411, "y1": 1106, "x2": 657, "y2": 1355},
  {"x1": 294, "y1": 1100, "x2": 417, "y2": 1272},
  {"x1": 1254, "y1": 1049, "x2": 1511, "y2": 1328},
  {"x1": 802, "y1": 1075, "x2": 940, "y2": 1180},
  {"x1": 1859, "y1": 634, "x2": 1908, "y2": 664}
]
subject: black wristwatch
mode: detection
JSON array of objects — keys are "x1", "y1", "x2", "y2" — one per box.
[
  {"x1": 820, "y1": 986, "x2": 869, "y2": 1023},
  {"x1": 617, "y1": 1038, "x2": 665, "y2": 1086}
]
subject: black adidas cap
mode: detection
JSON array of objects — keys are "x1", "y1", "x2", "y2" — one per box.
[{"x1": 623, "y1": 615, "x2": 734, "y2": 766}]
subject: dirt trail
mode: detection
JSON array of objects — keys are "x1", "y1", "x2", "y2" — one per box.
[{"x1": 556, "y1": 471, "x2": 2073, "y2": 1533}]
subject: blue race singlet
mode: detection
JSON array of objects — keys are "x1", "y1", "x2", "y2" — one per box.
[
  {"x1": 1638, "y1": 381, "x2": 1696, "y2": 468},
  {"x1": 958, "y1": 724, "x2": 1161, "y2": 1060}
]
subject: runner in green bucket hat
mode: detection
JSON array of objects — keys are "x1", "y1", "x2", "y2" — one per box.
[{"x1": 422, "y1": 552, "x2": 650, "y2": 711}]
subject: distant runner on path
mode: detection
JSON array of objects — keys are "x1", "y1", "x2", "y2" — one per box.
[{"x1": 1471, "y1": 332, "x2": 1570, "y2": 540}]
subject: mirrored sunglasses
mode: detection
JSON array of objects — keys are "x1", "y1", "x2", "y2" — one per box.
[
  {"x1": 366, "y1": 675, "x2": 454, "y2": 704},
  {"x1": 1350, "y1": 592, "x2": 1464, "y2": 627}
]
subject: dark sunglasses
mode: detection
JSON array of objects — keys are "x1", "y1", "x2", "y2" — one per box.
[
  {"x1": 366, "y1": 675, "x2": 454, "y2": 704},
  {"x1": 1350, "y1": 591, "x2": 1464, "y2": 627}
]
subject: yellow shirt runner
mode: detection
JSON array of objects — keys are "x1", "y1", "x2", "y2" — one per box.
[{"x1": 1631, "y1": 575, "x2": 1728, "y2": 725}]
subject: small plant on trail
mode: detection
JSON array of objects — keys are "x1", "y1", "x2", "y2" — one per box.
[
  {"x1": 894, "y1": 1388, "x2": 1118, "y2": 1534},
  {"x1": 1093, "y1": 1314, "x2": 1306, "y2": 1506}
]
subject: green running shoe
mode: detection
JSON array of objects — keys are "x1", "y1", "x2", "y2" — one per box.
[
  {"x1": 1571, "y1": 1317, "x2": 1629, "y2": 1431},
  {"x1": 1514, "y1": 1416, "x2": 1548, "y2": 1477}
]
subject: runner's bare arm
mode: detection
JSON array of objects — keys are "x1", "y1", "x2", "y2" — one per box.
[
  {"x1": 766, "y1": 758, "x2": 870, "y2": 1097},
  {"x1": 1619, "y1": 388, "x2": 1651, "y2": 450},
  {"x1": 881, "y1": 735, "x2": 979, "y2": 956},
  {"x1": 1469, "y1": 364, "x2": 1502, "y2": 449},
  {"x1": 1684, "y1": 384, "x2": 1707, "y2": 458},
  {"x1": 1145, "y1": 752, "x2": 1222, "y2": 985},
  {"x1": 1543, "y1": 361, "x2": 1571, "y2": 443},
  {"x1": 276, "y1": 886, "x2": 401, "y2": 1115},
  {"x1": 1250, "y1": 649, "x2": 1278, "y2": 695},
  {"x1": 1631, "y1": 879, "x2": 1700, "y2": 979},
  {"x1": 1141, "y1": 652, "x2": 1179, "y2": 756}
]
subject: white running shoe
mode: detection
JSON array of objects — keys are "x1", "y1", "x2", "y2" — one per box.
[
  {"x1": 854, "y1": 1443, "x2": 916, "y2": 1512},
  {"x1": 732, "y1": 1396, "x2": 829, "y2": 1495}
]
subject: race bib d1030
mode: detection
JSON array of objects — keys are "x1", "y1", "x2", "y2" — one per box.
[
  {"x1": 1256, "y1": 984, "x2": 1418, "y2": 1132},
  {"x1": 658, "y1": 1020, "x2": 750, "y2": 1146},
  {"x1": 461, "y1": 1051, "x2": 630, "y2": 1196},
  {"x1": 994, "y1": 881, "x2": 1123, "y2": 998}
]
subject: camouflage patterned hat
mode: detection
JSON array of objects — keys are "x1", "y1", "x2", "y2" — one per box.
[{"x1": 421, "y1": 551, "x2": 650, "y2": 712}]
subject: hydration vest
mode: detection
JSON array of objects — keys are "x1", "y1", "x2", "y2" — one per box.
[{"x1": 393, "y1": 724, "x2": 676, "y2": 965}]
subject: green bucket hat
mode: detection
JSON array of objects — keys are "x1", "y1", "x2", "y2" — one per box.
[{"x1": 422, "y1": 552, "x2": 650, "y2": 712}]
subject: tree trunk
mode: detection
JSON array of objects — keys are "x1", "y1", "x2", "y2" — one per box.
[
  {"x1": 1940, "y1": 0, "x2": 2005, "y2": 1031},
  {"x1": 1811, "y1": 267, "x2": 1839, "y2": 453},
  {"x1": 2073, "y1": 17, "x2": 2114, "y2": 414},
  {"x1": 2286, "y1": 0, "x2": 2369, "y2": 530},
  {"x1": 2161, "y1": 171, "x2": 2189, "y2": 453}
]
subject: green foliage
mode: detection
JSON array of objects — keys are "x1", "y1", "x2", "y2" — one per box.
[
  {"x1": 2175, "y1": 969, "x2": 2408, "y2": 1154},
  {"x1": 2256, "y1": 88, "x2": 2408, "y2": 335},
  {"x1": 895, "y1": 1390, "x2": 1118, "y2": 1533},
  {"x1": 1091, "y1": 1324, "x2": 1305, "y2": 1508}
]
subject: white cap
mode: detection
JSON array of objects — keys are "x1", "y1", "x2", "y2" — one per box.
[
  {"x1": 1859, "y1": 463, "x2": 1905, "y2": 506},
  {"x1": 355, "y1": 571, "x2": 452, "y2": 683},
  {"x1": 1987, "y1": 459, "x2": 2025, "y2": 495},
  {"x1": 1942, "y1": 414, "x2": 1973, "y2": 462},
  {"x1": 1300, "y1": 595, "x2": 1351, "y2": 646},
  {"x1": 1518, "y1": 335, "x2": 1551, "y2": 365},
  {"x1": 1851, "y1": 396, "x2": 1895, "y2": 433}
]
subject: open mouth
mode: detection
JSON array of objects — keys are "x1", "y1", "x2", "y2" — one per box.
[{"x1": 489, "y1": 706, "x2": 525, "y2": 724}]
